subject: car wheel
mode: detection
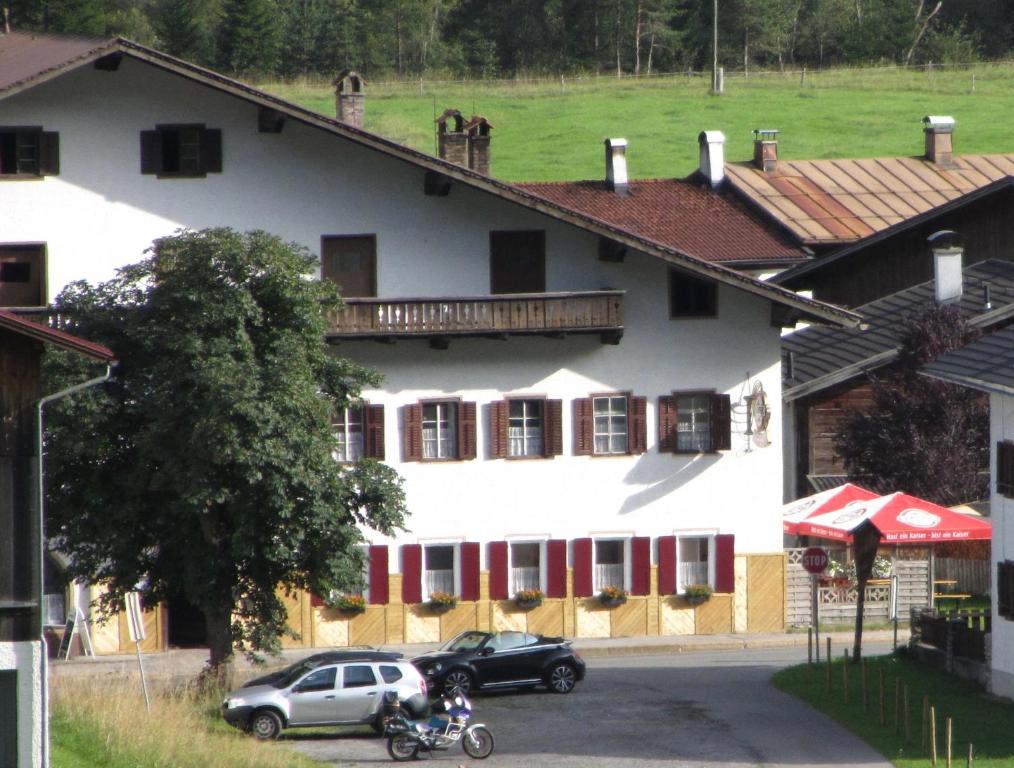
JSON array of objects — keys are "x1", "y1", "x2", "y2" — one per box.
[
  {"x1": 443, "y1": 668, "x2": 474, "y2": 695},
  {"x1": 249, "y1": 709, "x2": 283, "y2": 740},
  {"x1": 546, "y1": 663, "x2": 577, "y2": 694},
  {"x1": 387, "y1": 733, "x2": 420, "y2": 761}
]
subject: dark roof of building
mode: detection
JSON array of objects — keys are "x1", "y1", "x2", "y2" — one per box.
[
  {"x1": 0, "y1": 31, "x2": 861, "y2": 330},
  {"x1": 0, "y1": 310, "x2": 115, "y2": 361},
  {"x1": 920, "y1": 325, "x2": 1014, "y2": 395},
  {"x1": 726, "y1": 155, "x2": 1014, "y2": 247},
  {"x1": 772, "y1": 177, "x2": 1014, "y2": 289},
  {"x1": 516, "y1": 178, "x2": 808, "y2": 267},
  {"x1": 783, "y1": 260, "x2": 1014, "y2": 401}
]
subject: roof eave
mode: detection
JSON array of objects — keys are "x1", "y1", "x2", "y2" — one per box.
[{"x1": 918, "y1": 369, "x2": 1014, "y2": 397}]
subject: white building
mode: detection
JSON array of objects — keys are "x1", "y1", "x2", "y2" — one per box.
[
  {"x1": 0, "y1": 32, "x2": 859, "y2": 649},
  {"x1": 922, "y1": 325, "x2": 1014, "y2": 700}
]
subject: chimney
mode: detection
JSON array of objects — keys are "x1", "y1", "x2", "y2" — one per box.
[
  {"x1": 753, "y1": 129, "x2": 779, "y2": 172},
  {"x1": 436, "y1": 109, "x2": 468, "y2": 167},
  {"x1": 465, "y1": 115, "x2": 493, "y2": 176},
  {"x1": 928, "y1": 230, "x2": 964, "y2": 305},
  {"x1": 604, "y1": 138, "x2": 629, "y2": 196},
  {"x1": 923, "y1": 115, "x2": 956, "y2": 166},
  {"x1": 698, "y1": 130, "x2": 726, "y2": 188},
  {"x1": 333, "y1": 70, "x2": 365, "y2": 129}
]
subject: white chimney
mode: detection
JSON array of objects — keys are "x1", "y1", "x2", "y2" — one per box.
[
  {"x1": 604, "y1": 138, "x2": 629, "y2": 196},
  {"x1": 698, "y1": 130, "x2": 726, "y2": 187},
  {"x1": 929, "y1": 230, "x2": 964, "y2": 305}
]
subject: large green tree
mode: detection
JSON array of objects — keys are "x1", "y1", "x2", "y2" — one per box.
[{"x1": 45, "y1": 228, "x2": 405, "y2": 685}]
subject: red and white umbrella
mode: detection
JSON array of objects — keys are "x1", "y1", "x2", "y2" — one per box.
[
  {"x1": 782, "y1": 483, "x2": 879, "y2": 535},
  {"x1": 795, "y1": 491, "x2": 992, "y2": 544}
]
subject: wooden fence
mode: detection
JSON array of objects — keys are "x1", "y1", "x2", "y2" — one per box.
[{"x1": 934, "y1": 557, "x2": 990, "y2": 596}]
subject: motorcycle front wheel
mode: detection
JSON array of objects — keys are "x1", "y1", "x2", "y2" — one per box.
[
  {"x1": 462, "y1": 726, "x2": 495, "y2": 759},
  {"x1": 387, "y1": 733, "x2": 420, "y2": 761}
]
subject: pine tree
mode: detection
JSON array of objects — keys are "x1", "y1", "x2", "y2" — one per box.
[
  {"x1": 217, "y1": 0, "x2": 280, "y2": 76},
  {"x1": 153, "y1": 0, "x2": 205, "y2": 60}
]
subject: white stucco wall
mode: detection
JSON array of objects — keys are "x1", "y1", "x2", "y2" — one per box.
[
  {"x1": 0, "y1": 641, "x2": 43, "y2": 768},
  {"x1": 991, "y1": 393, "x2": 1014, "y2": 699},
  {"x1": 1, "y1": 57, "x2": 787, "y2": 581}
]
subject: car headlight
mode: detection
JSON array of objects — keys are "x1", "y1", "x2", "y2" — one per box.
[
  {"x1": 224, "y1": 697, "x2": 245, "y2": 709},
  {"x1": 427, "y1": 663, "x2": 443, "y2": 675}
]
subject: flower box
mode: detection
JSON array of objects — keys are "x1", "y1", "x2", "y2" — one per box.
[
  {"x1": 334, "y1": 595, "x2": 367, "y2": 614},
  {"x1": 514, "y1": 589, "x2": 544, "y2": 610},
  {"x1": 598, "y1": 587, "x2": 628, "y2": 608},
  {"x1": 683, "y1": 584, "x2": 713, "y2": 606},
  {"x1": 428, "y1": 591, "x2": 457, "y2": 613}
]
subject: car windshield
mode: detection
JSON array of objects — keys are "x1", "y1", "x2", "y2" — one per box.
[
  {"x1": 440, "y1": 631, "x2": 489, "y2": 652},
  {"x1": 274, "y1": 658, "x2": 325, "y2": 689}
]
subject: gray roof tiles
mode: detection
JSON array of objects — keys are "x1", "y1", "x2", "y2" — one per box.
[{"x1": 920, "y1": 325, "x2": 1014, "y2": 395}]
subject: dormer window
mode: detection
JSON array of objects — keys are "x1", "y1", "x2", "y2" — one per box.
[
  {"x1": 140, "y1": 124, "x2": 222, "y2": 178},
  {"x1": 0, "y1": 127, "x2": 59, "y2": 178}
]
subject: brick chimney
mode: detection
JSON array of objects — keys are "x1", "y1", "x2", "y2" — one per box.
[
  {"x1": 924, "y1": 115, "x2": 956, "y2": 166},
  {"x1": 436, "y1": 109, "x2": 467, "y2": 167},
  {"x1": 753, "y1": 129, "x2": 778, "y2": 172},
  {"x1": 698, "y1": 130, "x2": 726, "y2": 188},
  {"x1": 604, "y1": 138, "x2": 629, "y2": 196},
  {"x1": 928, "y1": 229, "x2": 964, "y2": 305},
  {"x1": 333, "y1": 70, "x2": 365, "y2": 129},
  {"x1": 465, "y1": 115, "x2": 493, "y2": 176}
]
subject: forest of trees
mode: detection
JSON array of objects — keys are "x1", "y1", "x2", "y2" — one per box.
[{"x1": 5, "y1": 0, "x2": 1013, "y2": 80}]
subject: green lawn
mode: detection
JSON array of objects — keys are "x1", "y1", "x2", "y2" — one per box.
[
  {"x1": 773, "y1": 650, "x2": 1014, "y2": 767},
  {"x1": 263, "y1": 64, "x2": 1014, "y2": 181}
]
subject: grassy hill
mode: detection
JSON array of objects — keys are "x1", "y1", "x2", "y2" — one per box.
[{"x1": 264, "y1": 65, "x2": 1014, "y2": 182}]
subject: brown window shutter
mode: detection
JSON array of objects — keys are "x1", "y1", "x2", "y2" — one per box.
[
  {"x1": 140, "y1": 130, "x2": 162, "y2": 174},
  {"x1": 39, "y1": 132, "x2": 60, "y2": 175},
  {"x1": 714, "y1": 534, "x2": 735, "y2": 593},
  {"x1": 657, "y1": 535, "x2": 677, "y2": 595},
  {"x1": 458, "y1": 401, "x2": 477, "y2": 460},
  {"x1": 545, "y1": 399, "x2": 563, "y2": 457},
  {"x1": 658, "y1": 396, "x2": 677, "y2": 453},
  {"x1": 368, "y1": 544, "x2": 389, "y2": 604},
  {"x1": 629, "y1": 396, "x2": 647, "y2": 454},
  {"x1": 712, "y1": 394, "x2": 732, "y2": 451},
  {"x1": 573, "y1": 398, "x2": 593, "y2": 456},
  {"x1": 490, "y1": 401, "x2": 508, "y2": 458},
  {"x1": 365, "y1": 404, "x2": 385, "y2": 460},
  {"x1": 403, "y1": 404, "x2": 423, "y2": 461},
  {"x1": 201, "y1": 128, "x2": 223, "y2": 173}
]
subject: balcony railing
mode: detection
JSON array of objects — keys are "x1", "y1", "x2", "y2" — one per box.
[{"x1": 327, "y1": 290, "x2": 624, "y2": 346}]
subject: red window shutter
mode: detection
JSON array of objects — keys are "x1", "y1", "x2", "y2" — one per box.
[
  {"x1": 712, "y1": 394, "x2": 732, "y2": 451},
  {"x1": 657, "y1": 536, "x2": 677, "y2": 595},
  {"x1": 310, "y1": 592, "x2": 325, "y2": 607},
  {"x1": 545, "y1": 399, "x2": 563, "y2": 457},
  {"x1": 490, "y1": 401, "x2": 508, "y2": 458},
  {"x1": 365, "y1": 404, "x2": 385, "y2": 460},
  {"x1": 572, "y1": 538, "x2": 593, "y2": 597},
  {"x1": 40, "y1": 132, "x2": 60, "y2": 175},
  {"x1": 546, "y1": 539, "x2": 567, "y2": 598},
  {"x1": 403, "y1": 404, "x2": 423, "y2": 461},
  {"x1": 488, "y1": 541, "x2": 509, "y2": 600},
  {"x1": 460, "y1": 542, "x2": 480, "y2": 601},
  {"x1": 458, "y1": 401, "x2": 477, "y2": 460},
  {"x1": 714, "y1": 534, "x2": 735, "y2": 593},
  {"x1": 368, "y1": 544, "x2": 389, "y2": 604},
  {"x1": 401, "y1": 544, "x2": 422, "y2": 603},
  {"x1": 573, "y1": 398, "x2": 593, "y2": 456},
  {"x1": 630, "y1": 536, "x2": 651, "y2": 596},
  {"x1": 629, "y1": 396, "x2": 647, "y2": 454},
  {"x1": 658, "y1": 395, "x2": 677, "y2": 453}
]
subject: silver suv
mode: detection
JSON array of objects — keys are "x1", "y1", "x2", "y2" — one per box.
[{"x1": 222, "y1": 650, "x2": 429, "y2": 739}]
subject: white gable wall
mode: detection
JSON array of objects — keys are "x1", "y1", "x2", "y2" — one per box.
[{"x1": 991, "y1": 393, "x2": 1014, "y2": 698}]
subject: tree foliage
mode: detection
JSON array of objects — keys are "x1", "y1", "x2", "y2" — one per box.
[
  {"x1": 834, "y1": 305, "x2": 989, "y2": 506},
  {"x1": 44, "y1": 228, "x2": 406, "y2": 683}
]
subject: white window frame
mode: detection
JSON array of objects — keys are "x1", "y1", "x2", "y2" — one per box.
[
  {"x1": 421, "y1": 540, "x2": 461, "y2": 599},
  {"x1": 422, "y1": 400, "x2": 458, "y2": 460},
  {"x1": 592, "y1": 394, "x2": 628, "y2": 455},
  {"x1": 675, "y1": 393, "x2": 712, "y2": 453},
  {"x1": 334, "y1": 405, "x2": 365, "y2": 462},
  {"x1": 592, "y1": 536, "x2": 631, "y2": 592},
  {"x1": 675, "y1": 531, "x2": 717, "y2": 593},
  {"x1": 505, "y1": 537, "x2": 548, "y2": 596},
  {"x1": 508, "y1": 399, "x2": 544, "y2": 457}
]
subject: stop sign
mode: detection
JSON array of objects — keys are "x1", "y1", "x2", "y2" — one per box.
[{"x1": 802, "y1": 546, "x2": 829, "y2": 574}]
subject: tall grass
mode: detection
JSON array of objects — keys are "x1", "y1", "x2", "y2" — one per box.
[
  {"x1": 50, "y1": 677, "x2": 316, "y2": 768},
  {"x1": 261, "y1": 62, "x2": 1014, "y2": 182}
]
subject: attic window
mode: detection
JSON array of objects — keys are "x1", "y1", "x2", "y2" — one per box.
[
  {"x1": 0, "y1": 127, "x2": 60, "y2": 178},
  {"x1": 669, "y1": 270, "x2": 717, "y2": 318},
  {"x1": 140, "y1": 124, "x2": 222, "y2": 178}
]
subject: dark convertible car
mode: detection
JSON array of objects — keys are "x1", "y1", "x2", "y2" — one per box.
[{"x1": 412, "y1": 630, "x2": 585, "y2": 696}]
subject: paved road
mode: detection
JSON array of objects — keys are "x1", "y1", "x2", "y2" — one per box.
[{"x1": 285, "y1": 644, "x2": 895, "y2": 767}]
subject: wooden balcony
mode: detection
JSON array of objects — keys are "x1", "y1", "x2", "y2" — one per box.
[{"x1": 327, "y1": 290, "x2": 624, "y2": 347}]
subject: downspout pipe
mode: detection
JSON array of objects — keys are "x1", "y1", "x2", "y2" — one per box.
[{"x1": 36, "y1": 365, "x2": 114, "y2": 768}]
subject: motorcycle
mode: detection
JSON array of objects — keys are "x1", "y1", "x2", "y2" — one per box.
[{"x1": 382, "y1": 690, "x2": 495, "y2": 761}]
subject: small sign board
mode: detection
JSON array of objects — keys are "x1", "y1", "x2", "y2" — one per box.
[
  {"x1": 125, "y1": 592, "x2": 146, "y2": 643},
  {"x1": 56, "y1": 615, "x2": 75, "y2": 658},
  {"x1": 802, "y1": 546, "x2": 829, "y2": 575}
]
